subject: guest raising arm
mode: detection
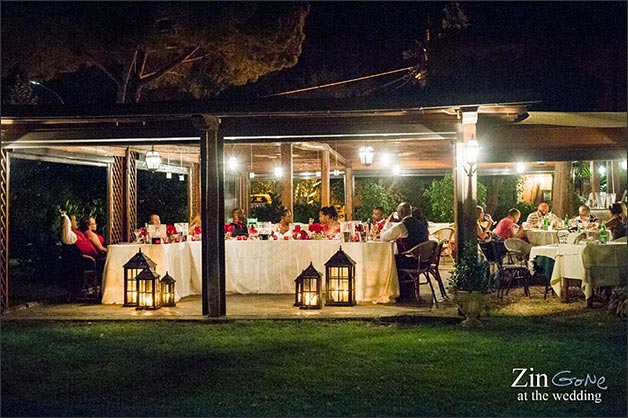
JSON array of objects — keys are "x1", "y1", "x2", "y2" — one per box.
[{"x1": 476, "y1": 205, "x2": 494, "y2": 242}]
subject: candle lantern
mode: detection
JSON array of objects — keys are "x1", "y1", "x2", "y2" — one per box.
[
  {"x1": 160, "y1": 271, "x2": 176, "y2": 307},
  {"x1": 325, "y1": 246, "x2": 356, "y2": 306},
  {"x1": 122, "y1": 249, "x2": 157, "y2": 307},
  {"x1": 295, "y1": 262, "x2": 322, "y2": 309},
  {"x1": 135, "y1": 268, "x2": 161, "y2": 310}
]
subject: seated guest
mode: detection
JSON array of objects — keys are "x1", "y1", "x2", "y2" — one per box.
[
  {"x1": 381, "y1": 202, "x2": 429, "y2": 268},
  {"x1": 526, "y1": 201, "x2": 559, "y2": 229},
  {"x1": 276, "y1": 209, "x2": 292, "y2": 235},
  {"x1": 148, "y1": 213, "x2": 161, "y2": 225},
  {"x1": 79, "y1": 216, "x2": 107, "y2": 254},
  {"x1": 606, "y1": 202, "x2": 627, "y2": 241},
  {"x1": 493, "y1": 208, "x2": 527, "y2": 241},
  {"x1": 572, "y1": 205, "x2": 599, "y2": 228},
  {"x1": 477, "y1": 205, "x2": 494, "y2": 242},
  {"x1": 230, "y1": 207, "x2": 249, "y2": 237},
  {"x1": 371, "y1": 206, "x2": 386, "y2": 235},
  {"x1": 319, "y1": 206, "x2": 341, "y2": 238},
  {"x1": 59, "y1": 211, "x2": 99, "y2": 258}
]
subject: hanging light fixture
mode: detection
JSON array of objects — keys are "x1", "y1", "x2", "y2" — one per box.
[
  {"x1": 179, "y1": 150, "x2": 185, "y2": 181},
  {"x1": 358, "y1": 145, "x2": 374, "y2": 166},
  {"x1": 274, "y1": 166, "x2": 283, "y2": 178},
  {"x1": 165, "y1": 153, "x2": 172, "y2": 179},
  {"x1": 228, "y1": 156, "x2": 238, "y2": 171},
  {"x1": 516, "y1": 162, "x2": 526, "y2": 174},
  {"x1": 145, "y1": 145, "x2": 161, "y2": 171}
]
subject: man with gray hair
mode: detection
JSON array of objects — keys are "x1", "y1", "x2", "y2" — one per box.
[{"x1": 381, "y1": 202, "x2": 430, "y2": 300}]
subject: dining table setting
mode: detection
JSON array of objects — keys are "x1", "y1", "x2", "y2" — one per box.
[{"x1": 529, "y1": 239, "x2": 627, "y2": 306}]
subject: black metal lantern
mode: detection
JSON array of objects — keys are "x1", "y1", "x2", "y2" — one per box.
[
  {"x1": 122, "y1": 249, "x2": 157, "y2": 307},
  {"x1": 325, "y1": 246, "x2": 356, "y2": 306},
  {"x1": 135, "y1": 268, "x2": 161, "y2": 310},
  {"x1": 295, "y1": 262, "x2": 322, "y2": 309},
  {"x1": 160, "y1": 271, "x2": 176, "y2": 307}
]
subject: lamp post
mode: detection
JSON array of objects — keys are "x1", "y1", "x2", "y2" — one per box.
[
  {"x1": 461, "y1": 138, "x2": 479, "y2": 258},
  {"x1": 29, "y1": 80, "x2": 65, "y2": 104}
]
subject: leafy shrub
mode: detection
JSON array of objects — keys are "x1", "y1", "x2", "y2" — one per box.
[
  {"x1": 448, "y1": 241, "x2": 490, "y2": 293},
  {"x1": 423, "y1": 173, "x2": 487, "y2": 222}
]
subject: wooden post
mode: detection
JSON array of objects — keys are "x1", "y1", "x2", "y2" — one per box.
[
  {"x1": 0, "y1": 148, "x2": 9, "y2": 312},
  {"x1": 345, "y1": 163, "x2": 354, "y2": 221},
  {"x1": 188, "y1": 162, "x2": 201, "y2": 223},
  {"x1": 552, "y1": 162, "x2": 571, "y2": 218},
  {"x1": 199, "y1": 116, "x2": 225, "y2": 318},
  {"x1": 281, "y1": 143, "x2": 293, "y2": 215},
  {"x1": 590, "y1": 161, "x2": 600, "y2": 194},
  {"x1": 321, "y1": 150, "x2": 330, "y2": 207},
  {"x1": 610, "y1": 160, "x2": 621, "y2": 199},
  {"x1": 239, "y1": 172, "x2": 250, "y2": 218},
  {"x1": 453, "y1": 108, "x2": 477, "y2": 261}
]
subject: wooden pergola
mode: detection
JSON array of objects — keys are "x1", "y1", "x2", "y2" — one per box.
[{"x1": 1, "y1": 99, "x2": 626, "y2": 316}]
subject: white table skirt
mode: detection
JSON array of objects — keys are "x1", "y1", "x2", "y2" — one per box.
[
  {"x1": 101, "y1": 242, "x2": 202, "y2": 304},
  {"x1": 529, "y1": 242, "x2": 627, "y2": 299},
  {"x1": 102, "y1": 241, "x2": 399, "y2": 304}
]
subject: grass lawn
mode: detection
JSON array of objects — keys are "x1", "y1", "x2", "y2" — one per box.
[{"x1": 1, "y1": 312, "x2": 626, "y2": 417}]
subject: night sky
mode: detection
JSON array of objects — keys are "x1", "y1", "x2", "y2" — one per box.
[{"x1": 2, "y1": 1, "x2": 626, "y2": 110}]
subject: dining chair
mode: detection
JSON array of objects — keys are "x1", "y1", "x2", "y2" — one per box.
[
  {"x1": 556, "y1": 229, "x2": 570, "y2": 244},
  {"x1": 479, "y1": 240, "x2": 508, "y2": 297},
  {"x1": 503, "y1": 238, "x2": 533, "y2": 298},
  {"x1": 397, "y1": 240, "x2": 439, "y2": 306},
  {"x1": 431, "y1": 227, "x2": 455, "y2": 263},
  {"x1": 428, "y1": 240, "x2": 448, "y2": 299}
]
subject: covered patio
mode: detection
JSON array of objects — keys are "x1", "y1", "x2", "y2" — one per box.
[{"x1": 1, "y1": 99, "x2": 626, "y2": 317}]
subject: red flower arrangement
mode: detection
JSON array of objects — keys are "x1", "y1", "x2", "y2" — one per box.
[
  {"x1": 193, "y1": 225, "x2": 202, "y2": 235},
  {"x1": 308, "y1": 223, "x2": 322, "y2": 233},
  {"x1": 224, "y1": 224, "x2": 234, "y2": 234}
]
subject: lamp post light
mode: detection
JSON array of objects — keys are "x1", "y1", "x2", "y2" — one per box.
[{"x1": 460, "y1": 138, "x2": 480, "y2": 259}]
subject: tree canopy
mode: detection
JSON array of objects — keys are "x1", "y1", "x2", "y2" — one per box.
[{"x1": 1, "y1": 2, "x2": 310, "y2": 103}]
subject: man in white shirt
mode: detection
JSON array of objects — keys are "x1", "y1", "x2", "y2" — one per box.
[{"x1": 381, "y1": 202, "x2": 430, "y2": 301}]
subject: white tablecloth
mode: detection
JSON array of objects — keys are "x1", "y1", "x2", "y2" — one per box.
[
  {"x1": 220, "y1": 240, "x2": 399, "y2": 303},
  {"x1": 529, "y1": 242, "x2": 627, "y2": 299},
  {"x1": 102, "y1": 240, "x2": 399, "y2": 304},
  {"x1": 526, "y1": 230, "x2": 559, "y2": 246},
  {"x1": 101, "y1": 242, "x2": 202, "y2": 304}
]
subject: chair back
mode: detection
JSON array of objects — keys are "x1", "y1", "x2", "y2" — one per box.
[
  {"x1": 404, "y1": 240, "x2": 438, "y2": 271},
  {"x1": 504, "y1": 238, "x2": 531, "y2": 257},
  {"x1": 556, "y1": 229, "x2": 570, "y2": 244},
  {"x1": 431, "y1": 227, "x2": 454, "y2": 243}
]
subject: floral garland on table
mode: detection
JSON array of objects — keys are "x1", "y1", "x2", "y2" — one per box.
[{"x1": 166, "y1": 224, "x2": 179, "y2": 243}]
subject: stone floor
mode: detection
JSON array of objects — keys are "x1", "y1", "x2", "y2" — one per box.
[
  {"x1": 1, "y1": 292, "x2": 460, "y2": 321},
  {"x1": 2, "y1": 259, "x2": 459, "y2": 321}
]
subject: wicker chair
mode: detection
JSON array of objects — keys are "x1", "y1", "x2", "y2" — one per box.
[
  {"x1": 397, "y1": 240, "x2": 439, "y2": 306},
  {"x1": 503, "y1": 238, "x2": 533, "y2": 298},
  {"x1": 431, "y1": 227, "x2": 455, "y2": 263}
]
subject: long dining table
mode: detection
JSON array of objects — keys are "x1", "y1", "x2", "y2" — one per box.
[{"x1": 101, "y1": 240, "x2": 399, "y2": 305}]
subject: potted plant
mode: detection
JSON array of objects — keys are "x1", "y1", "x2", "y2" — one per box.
[{"x1": 449, "y1": 241, "x2": 492, "y2": 327}]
